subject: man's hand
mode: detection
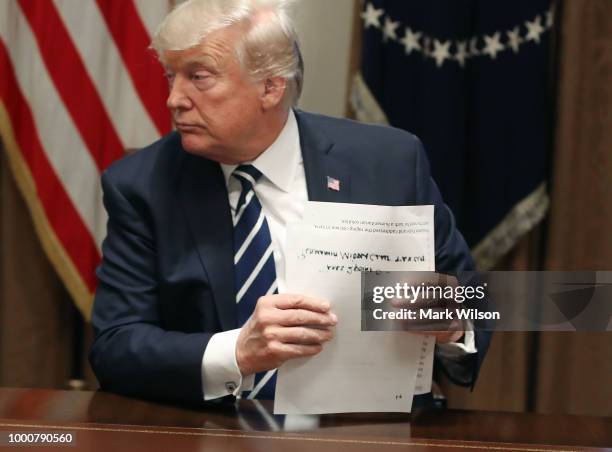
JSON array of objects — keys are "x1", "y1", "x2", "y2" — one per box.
[
  {"x1": 390, "y1": 273, "x2": 464, "y2": 344},
  {"x1": 235, "y1": 294, "x2": 337, "y2": 376}
]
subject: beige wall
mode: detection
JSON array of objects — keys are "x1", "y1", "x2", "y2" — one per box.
[{"x1": 290, "y1": 0, "x2": 356, "y2": 117}]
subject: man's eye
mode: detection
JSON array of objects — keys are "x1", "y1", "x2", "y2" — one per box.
[
  {"x1": 164, "y1": 72, "x2": 176, "y2": 83},
  {"x1": 192, "y1": 72, "x2": 210, "y2": 81},
  {"x1": 191, "y1": 72, "x2": 216, "y2": 90}
]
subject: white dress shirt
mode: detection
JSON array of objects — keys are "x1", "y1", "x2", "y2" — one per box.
[{"x1": 201, "y1": 110, "x2": 476, "y2": 400}]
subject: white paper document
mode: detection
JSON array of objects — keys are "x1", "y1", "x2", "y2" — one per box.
[{"x1": 274, "y1": 202, "x2": 436, "y2": 414}]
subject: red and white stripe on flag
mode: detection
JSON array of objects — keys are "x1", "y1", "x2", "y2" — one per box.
[{"x1": 0, "y1": 0, "x2": 172, "y2": 319}]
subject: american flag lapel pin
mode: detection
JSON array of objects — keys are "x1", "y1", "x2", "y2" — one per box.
[{"x1": 327, "y1": 176, "x2": 340, "y2": 191}]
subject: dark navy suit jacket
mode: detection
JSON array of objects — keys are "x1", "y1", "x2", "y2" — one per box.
[{"x1": 90, "y1": 110, "x2": 491, "y2": 405}]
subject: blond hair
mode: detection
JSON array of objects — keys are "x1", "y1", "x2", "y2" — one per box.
[{"x1": 152, "y1": 0, "x2": 303, "y2": 108}]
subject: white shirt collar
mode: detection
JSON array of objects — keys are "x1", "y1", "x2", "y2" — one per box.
[{"x1": 220, "y1": 110, "x2": 301, "y2": 193}]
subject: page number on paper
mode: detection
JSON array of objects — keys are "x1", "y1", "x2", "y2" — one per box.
[{"x1": 395, "y1": 394, "x2": 403, "y2": 400}]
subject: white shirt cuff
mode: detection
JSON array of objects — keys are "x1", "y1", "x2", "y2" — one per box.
[
  {"x1": 436, "y1": 329, "x2": 477, "y2": 358},
  {"x1": 201, "y1": 328, "x2": 255, "y2": 401}
]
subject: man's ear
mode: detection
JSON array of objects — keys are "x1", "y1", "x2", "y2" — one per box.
[{"x1": 261, "y1": 77, "x2": 286, "y2": 109}]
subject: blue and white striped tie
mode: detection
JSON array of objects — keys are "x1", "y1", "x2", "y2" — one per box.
[{"x1": 232, "y1": 164, "x2": 278, "y2": 399}]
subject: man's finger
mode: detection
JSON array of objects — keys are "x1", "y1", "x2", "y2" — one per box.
[
  {"x1": 272, "y1": 326, "x2": 334, "y2": 345},
  {"x1": 278, "y1": 308, "x2": 337, "y2": 327},
  {"x1": 273, "y1": 294, "x2": 331, "y2": 313},
  {"x1": 390, "y1": 295, "x2": 454, "y2": 309},
  {"x1": 273, "y1": 342, "x2": 324, "y2": 359}
]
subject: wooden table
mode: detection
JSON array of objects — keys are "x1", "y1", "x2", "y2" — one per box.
[{"x1": 0, "y1": 388, "x2": 609, "y2": 451}]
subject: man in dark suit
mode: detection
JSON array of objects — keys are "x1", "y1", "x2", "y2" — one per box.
[{"x1": 90, "y1": 0, "x2": 490, "y2": 405}]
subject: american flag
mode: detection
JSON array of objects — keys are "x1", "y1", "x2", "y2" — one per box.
[
  {"x1": 327, "y1": 176, "x2": 340, "y2": 191},
  {"x1": 353, "y1": 0, "x2": 552, "y2": 269},
  {"x1": 0, "y1": 1, "x2": 173, "y2": 318}
]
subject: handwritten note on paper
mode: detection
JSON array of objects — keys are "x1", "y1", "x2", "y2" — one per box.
[
  {"x1": 274, "y1": 203, "x2": 435, "y2": 415},
  {"x1": 303, "y1": 202, "x2": 435, "y2": 396}
]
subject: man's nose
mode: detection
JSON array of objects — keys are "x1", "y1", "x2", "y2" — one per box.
[{"x1": 166, "y1": 75, "x2": 192, "y2": 110}]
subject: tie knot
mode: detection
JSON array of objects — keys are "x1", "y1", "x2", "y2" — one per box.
[{"x1": 233, "y1": 165, "x2": 262, "y2": 191}]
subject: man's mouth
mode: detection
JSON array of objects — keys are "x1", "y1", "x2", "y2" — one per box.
[{"x1": 175, "y1": 123, "x2": 202, "y2": 133}]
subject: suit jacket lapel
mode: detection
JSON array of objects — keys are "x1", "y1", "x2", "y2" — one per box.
[
  {"x1": 177, "y1": 153, "x2": 237, "y2": 331},
  {"x1": 176, "y1": 112, "x2": 350, "y2": 332},
  {"x1": 296, "y1": 111, "x2": 352, "y2": 203}
]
